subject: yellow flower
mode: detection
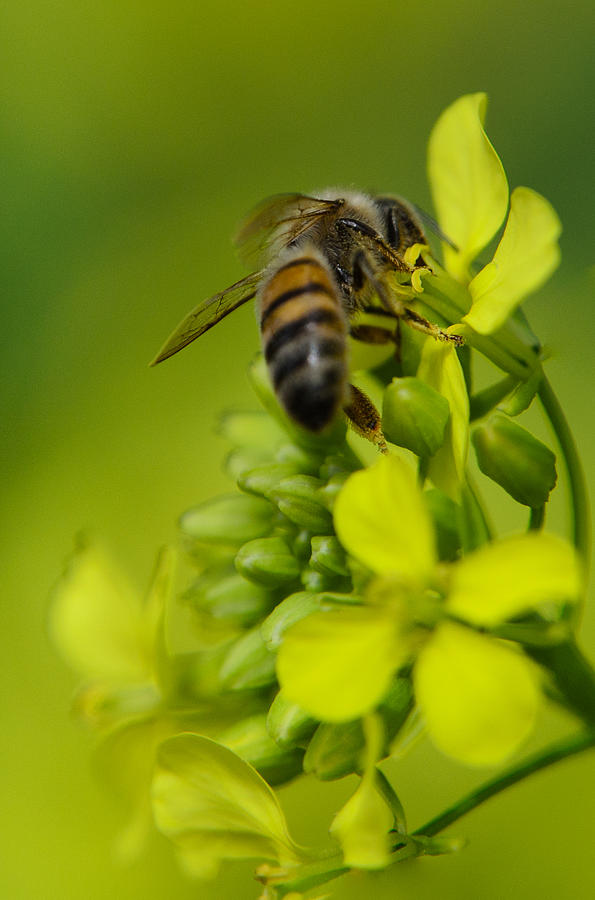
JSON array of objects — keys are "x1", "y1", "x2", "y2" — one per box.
[
  {"x1": 427, "y1": 92, "x2": 561, "y2": 334},
  {"x1": 277, "y1": 456, "x2": 582, "y2": 766}
]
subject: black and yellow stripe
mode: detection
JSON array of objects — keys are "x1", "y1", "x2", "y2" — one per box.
[{"x1": 260, "y1": 255, "x2": 348, "y2": 432}]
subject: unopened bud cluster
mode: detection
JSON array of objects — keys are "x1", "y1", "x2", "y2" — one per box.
[{"x1": 180, "y1": 402, "x2": 414, "y2": 783}]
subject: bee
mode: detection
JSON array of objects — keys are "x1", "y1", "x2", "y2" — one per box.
[{"x1": 151, "y1": 190, "x2": 461, "y2": 449}]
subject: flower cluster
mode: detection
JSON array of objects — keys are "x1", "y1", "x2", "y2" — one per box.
[{"x1": 50, "y1": 94, "x2": 591, "y2": 899}]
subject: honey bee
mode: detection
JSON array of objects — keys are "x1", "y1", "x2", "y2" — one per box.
[{"x1": 151, "y1": 190, "x2": 461, "y2": 449}]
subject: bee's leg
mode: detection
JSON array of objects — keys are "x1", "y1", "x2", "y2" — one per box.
[
  {"x1": 335, "y1": 218, "x2": 411, "y2": 272},
  {"x1": 350, "y1": 323, "x2": 395, "y2": 345},
  {"x1": 353, "y1": 249, "x2": 463, "y2": 348},
  {"x1": 402, "y1": 306, "x2": 464, "y2": 346},
  {"x1": 343, "y1": 383, "x2": 387, "y2": 454}
]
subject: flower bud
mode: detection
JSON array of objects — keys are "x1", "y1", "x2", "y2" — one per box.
[
  {"x1": 224, "y1": 447, "x2": 272, "y2": 481},
  {"x1": 472, "y1": 414, "x2": 557, "y2": 507},
  {"x1": 310, "y1": 536, "x2": 350, "y2": 577},
  {"x1": 266, "y1": 692, "x2": 318, "y2": 749},
  {"x1": 317, "y1": 471, "x2": 351, "y2": 511},
  {"x1": 218, "y1": 409, "x2": 285, "y2": 448},
  {"x1": 303, "y1": 677, "x2": 413, "y2": 780},
  {"x1": 195, "y1": 572, "x2": 274, "y2": 627},
  {"x1": 235, "y1": 536, "x2": 301, "y2": 587},
  {"x1": 180, "y1": 494, "x2": 274, "y2": 546},
  {"x1": 261, "y1": 591, "x2": 321, "y2": 651},
  {"x1": 423, "y1": 489, "x2": 461, "y2": 562},
  {"x1": 238, "y1": 463, "x2": 302, "y2": 500},
  {"x1": 272, "y1": 475, "x2": 333, "y2": 534},
  {"x1": 382, "y1": 376, "x2": 450, "y2": 457},
  {"x1": 218, "y1": 626, "x2": 277, "y2": 691},
  {"x1": 218, "y1": 713, "x2": 304, "y2": 785},
  {"x1": 300, "y1": 567, "x2": 343, "y2": 593}
]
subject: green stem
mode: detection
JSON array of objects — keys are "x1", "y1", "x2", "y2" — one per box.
[
  {"x1": 528, "y1": 640, "x2": 595, "y2": 726},
  {"x1": 470, "y1": 376, "x2": 517, "y2": 421},
  {"x1": 528, "y1": 505, "x2": 545, "y2": 531},
  {"x1": 538, "y1": 376, "x2": 591, "y2": 578},
  {"x1": 375, "y1": 768, "x2": 407, "y2": 833},
  {"x1": 413, "y1": 730, "x2": 595, "y2": 839}
]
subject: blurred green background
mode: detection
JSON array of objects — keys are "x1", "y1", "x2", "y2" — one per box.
[{"x1": 2, "y1": 1, "x2": 594, "y2": 897}]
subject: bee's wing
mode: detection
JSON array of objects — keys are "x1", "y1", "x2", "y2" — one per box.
[
  {"x1": 407, "y1": 202, "x2": 459, "y2": 252},
  {"x1": 235, "y1": 193, "x2": 343, "y2": 265},
  {"x1": 150, "y1": 271, "x2": 262, "y2": 365}
]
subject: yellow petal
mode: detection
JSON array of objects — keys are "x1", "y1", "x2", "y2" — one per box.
[
  {"x1": 428, "y1": 93, "x2": 509, "y2": 280},
  {"x1": 277, "y1": 606, "x2": 405, "y2": 722},
  {"x1": 49, "y1": 539, "x2": 150, "y2": 682},
  {"x1": 414, "y1": 623, "x2": 539, "y2": 766},
  {"x1": 333, "y1": 454, "x2": 436, "y2": 580},
  {"x1": 153, "y1": 734, "x2": 302, "y2": 877},
  {"x1": 465, "y1": 187, "x2": 562, "y2": 334},
  {"x1": 330, "y1": 715, "x2": 393, "y2": 869},
  {"x1": 447, "y1": 532, "x2": 583, "y2": 626},
  {"x1": 417, "y1": 339, "x2": 469, "y2": 501}
]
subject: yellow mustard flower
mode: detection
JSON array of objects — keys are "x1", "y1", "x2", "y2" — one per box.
[
  {"x1": 427, "y1": 92, "x2": 561, "y2": 334},
  {"x1": 277, "y1": 455, "x2": 582, "y2": 766}
]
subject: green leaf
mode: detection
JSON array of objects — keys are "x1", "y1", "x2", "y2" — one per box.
[
  {"x1": 414, "y1": 622, "x2": 539, "y2": 766},
  {"x1": 49, "y1": 539, "x2": 150, "y2": 682},
  {"x1": 333, "y1": 454, "x2": 435, "y2": 582},
  {"x1": 277, "y1": 606, "x2": 403, "y2": 722},
  {"x1": 152, "y1": 734, "x2": 303, "y2": 878},
  {"x1": 417, "y1": 339, "x2": 469, "y2": 501},
  {"x1": 447, "y1": 532, "x2": 583, "y2": 626},
  {"x1": 428, "y1": 93, "x2": 509, "y2": 280},
  {"x1": 466, "y1": 187, "x2": 562, "y2": 334}
]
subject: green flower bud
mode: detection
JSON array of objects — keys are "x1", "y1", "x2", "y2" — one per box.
[
  {"x1": 472, "y1": 414, "x2": 557, "y2": 507},
  {"x1": 235, "y1": 536, "x2": 301, "y2": 587},
  {"x1": 218, "y1": 626, "x2": 277, "y2": 691},
  {"x1": 238, "y1": 462, "x2": 302, "y2": 500},
  {"x1": 424, "y1": 489, "x2": 461, "y2": 562},
  {"x1": 317, "y1": 471, "x2": 351, "y2": 511},
  {"x1": 292, "y1": 529, "x2": 313, "y2": 562},
  {"x1": 261, "y1": 591, "x2": 321, "y2": 651},
  {"x1": 276, "y1": 443, "x2": 322, "y2": 475},
  {"x1": 218, "y1": 713, "x2": 304, "y2": 786},
  {"x1": 181, "y1": 494, "x2": 274, "y2": 546},
  {"x1": 196, "y1": 572, "x2": 274, "y2": 627},
  {"x1": 224, "y1": 447, "x2": 273, "y2": 481},
  {"x1": 300, "y1": 567, "x2": 345, "y2": 593},
  {"x1": 272, "y1": 475, "x2": 333, "y2": 534},
  {"x1": 266, "y1": 692, "x2": 318, "y2": 750},
  {"x1": 218, "y1": 409, "x2": 285, "y2": 449},
  {"x1": 382, "y1": 376, "x2": 450, "y2": 457},
  {"x1": 318, "y1": 453, "x2": 359, "y2": 481},
  {"x1": 310, "y1": 536, "x2": 350, "y2": 577},
  {"x1": 303, "y1": 676, "x2": 413, "y2": 780}
]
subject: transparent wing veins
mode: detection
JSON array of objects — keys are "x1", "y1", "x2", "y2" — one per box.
[
  {"x1": 235, "y1": 193, "x2": 344, "y2": 265},
  {"x1": 150, "y1": 271, "x2": 262, "y2": 365}
]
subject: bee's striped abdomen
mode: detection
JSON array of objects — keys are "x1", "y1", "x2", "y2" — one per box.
[{"x1": 259, "y1": 254, "x2": 348, "y2": 432}]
